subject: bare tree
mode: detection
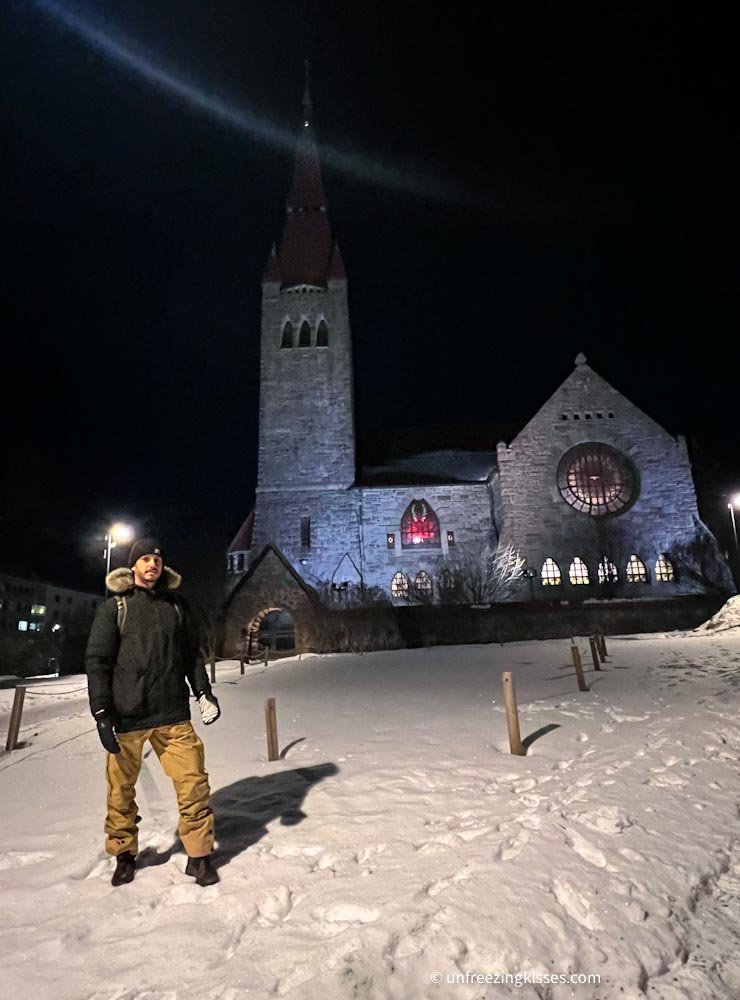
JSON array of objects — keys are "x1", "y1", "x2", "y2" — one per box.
[
  {"x1": 667, "y1": 523, "x2": 735, "y2": 595},
  {"x1": 405, "y1": 543, "x2": 526, "y2": 606}
]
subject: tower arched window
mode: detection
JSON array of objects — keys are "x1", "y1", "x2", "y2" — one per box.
[
  {"x1": 655, "y1": 554, "x2": 675, "y2": 582},
  {"x1": 281, "y1": 321, "x2": 293, "y2": 348},
  {"x1": 401, "y1": 500, "x2": 441, "y2": 548},
  {"x1": 298, "y1": 321, "x2": 311, "y2": 347},
  {"x1": 391, "y1": 572, "x2": 409, "y2": 598},
  {"x1": 541, "y1": 558, "x2": 562, "y2": 586},
  {"x1": 316, "y1": 319, "x2": 329, "y2": 347},
  {"x1": 415, "y1": 571, "x2": 433, "y2": 598},
  {"x1": 626, "y1": 555, "x2": 648, "y2": 583},
  {"x1": 569, "y1": 557, "x2": 590, "y2": 585}
]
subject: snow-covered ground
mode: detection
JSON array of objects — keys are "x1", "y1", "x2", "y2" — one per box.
[{"x1": 2, "y1": 606, "x2": 740, "y2": 1000}]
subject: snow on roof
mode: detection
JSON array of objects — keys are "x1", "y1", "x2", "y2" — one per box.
[{"x1": 360, "y1": 449, "x2": 497, "y2": 486}]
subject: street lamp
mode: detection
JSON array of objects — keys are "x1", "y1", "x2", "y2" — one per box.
[
  {"x1": 728, "y1": 494, "x2": 740, "y2": 561},
  {"x1": 104, "y1": 522, "x2": 134, "y2": 586}
]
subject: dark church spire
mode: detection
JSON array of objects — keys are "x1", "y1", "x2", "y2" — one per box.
[
  {"x1": 302, "y1": 58, "x2": 313, "y2": 127},
  {"x1": 268, "y1": 66, "x2": 335, "y2": 289}
]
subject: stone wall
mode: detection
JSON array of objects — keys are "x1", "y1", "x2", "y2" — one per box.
[
  {"x1": 257, "y1": 278, "x2": 355, "y2": 492},
  {"x1": 267, "y1": 594, "x2": 728, "y2": 655},
  {"x1": 496, "y1": 360, "x2": 728, "y2": 598},
  {"x1": 358, "y1": 482, "x2": 495, "y2": 597}
]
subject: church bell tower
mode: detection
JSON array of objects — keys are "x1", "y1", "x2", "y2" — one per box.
[{"x1": 248, "y1": 70, "x2": 357, "y2": 569}]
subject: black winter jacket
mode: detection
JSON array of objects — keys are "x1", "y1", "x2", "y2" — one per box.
[{"x1": 85, "y1": 566, "x2": 211, "y2": 733}]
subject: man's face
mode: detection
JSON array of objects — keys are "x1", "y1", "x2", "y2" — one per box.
[{"x1": 133, "y1": 554, "x2": 163, "y2": 589}]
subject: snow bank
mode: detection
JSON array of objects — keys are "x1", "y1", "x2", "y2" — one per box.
[{"x1": 694, "y1": 594, "x2": 740, "y2": 634}]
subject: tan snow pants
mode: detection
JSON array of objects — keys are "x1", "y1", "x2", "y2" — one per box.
[{"x1": 104, "y1": 721, "x2": 214, "y2": 858}]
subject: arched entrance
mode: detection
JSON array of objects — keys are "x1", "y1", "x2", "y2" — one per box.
[{"x1": 245, "y1": 607, "x2": 296, "y2": 658}]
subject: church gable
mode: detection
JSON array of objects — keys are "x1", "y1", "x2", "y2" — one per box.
[{"x1": 507, "y1": 354, "x2": 678, "y2": 452}]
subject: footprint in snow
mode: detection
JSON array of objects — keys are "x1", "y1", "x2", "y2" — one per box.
[
  {"x1": 257, "y1": 885, "x2": 293, "y2": 925},
  {"x1": 495, "y1": 828, "x2": 530, "y2": 861},
  {"x1": 313, "y1": 902, "x2": 381, "y2": 925},
  {"x1": 551, "y1": 878, "x2": 603, "y2": 931}
]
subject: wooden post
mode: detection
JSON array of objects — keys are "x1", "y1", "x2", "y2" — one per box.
[
  {"x1": 570, "y1": 645, "x2": 589, "y2": 692},
  {"x1": 209, "y1": 652, "x2": 216, "y2": 685},
  {"x1": 264, "y1": 645, "x2": 269, "y2": 667},
  {"x1": 598, "y1": 631, "x2": 608, "y2": 659},
  {"x1": 5, "y1": 686, "x2": 26, "y2": 752},
  {"x1": 239, "y1": 653, "x2": 245, "y2": 675},
  {"x1": 501, "y1": 672, "x2": 525, "y2": 756},
  {"x1": 265, "y1": 697, "x2": 279, "y2": 761},
  {"x1": 589, "y1": 636, "x2": 601, "y2": 671}
]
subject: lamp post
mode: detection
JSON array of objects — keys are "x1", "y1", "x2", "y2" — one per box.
[
  {"x1": 104, "y1": 522, "x2": 134, "y2": 590},
  {"x1": 729, "y1": 494, "x2": 740, "y2": 562}
]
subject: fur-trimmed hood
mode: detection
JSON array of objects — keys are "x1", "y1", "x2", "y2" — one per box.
[{"x1": 105, "y1": 566, "x2": 182, "y2": 594}]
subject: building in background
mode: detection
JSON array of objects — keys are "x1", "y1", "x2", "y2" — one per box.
[
  {"x1": 223, "y1": 85, "x2": 732, "y2": 654},
  {"x1": 0, "y1": 570, "x2": 101, "y2": 675}
]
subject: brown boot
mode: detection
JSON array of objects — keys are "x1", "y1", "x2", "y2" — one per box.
[
  {"x1": 185, "y1": 855, "x2": 219, "y2": 886},
  {"x1": 111, "y1": 851, "x2": 136, "y2": 886}
]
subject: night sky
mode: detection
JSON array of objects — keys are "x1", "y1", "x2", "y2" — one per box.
[{"x1": 5, "y1": 2, "x2": 739, "y2": 591}]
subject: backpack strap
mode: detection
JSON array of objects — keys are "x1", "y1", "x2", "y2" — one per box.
[{"x1": 115, "y1": 595, "x2": 127, "y2": 634}]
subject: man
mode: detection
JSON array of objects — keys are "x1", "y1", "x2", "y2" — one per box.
[{"x1": 86, "y1": 538, "x2": 221, "y2": 887}]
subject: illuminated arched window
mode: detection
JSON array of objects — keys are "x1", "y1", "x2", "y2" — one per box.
[
  {"x1": 626, "y1": 555, "x2": 647, "y2": 583},
  {"x1": 401, "y1": 500, "x2": 441, "y2": 548},
  {"x1": 316, "y1": 319, "x2": 328, "y2": 347},
  {"x1": 391, "y1": 572, "x2": 409, "y2": 598},
  {"x1": 281, "y1": 321, "x2": 293, "y2": 348},
  {"x1": 541, "y1": 558, "x2": 562, "y2": 586},
  {"x1": 557, "y1": 443, "x2": 636, "y2": 516},
  {"x1": 415, "y1": 571, "x2": 433, "y2": 597},
  {"x1": 569, "y1": 557, "x2": 590, "y2": 585},
  {"x1": 298, "y1": 321, "x2": 311, "y2": 347},
  {"x1": 597, "y1": 558, "x2": 619, "y2": 584},
  {"x1": 655, "y1": 554, "x2": 675, "y2": 582}
]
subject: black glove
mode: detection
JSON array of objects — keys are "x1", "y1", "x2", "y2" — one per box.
[
  {"x1": 196, "y1": 690, "x2": 221, "y2": 725},
  {"x1": 94, "y1": 709, "x2": 121, "y2": 754}
]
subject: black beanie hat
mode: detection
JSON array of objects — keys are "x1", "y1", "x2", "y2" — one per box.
[{"x1": 129, "y1": 538, "x2": 166, "y2": 566}]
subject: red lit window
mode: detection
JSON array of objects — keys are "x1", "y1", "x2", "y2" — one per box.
[{"x1": 401, "y1": 500, "x2": 441, "y2": 548}]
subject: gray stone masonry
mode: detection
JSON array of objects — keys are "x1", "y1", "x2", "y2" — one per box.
[
  {"x1": 358, "y1": 483, "x2": 494, "y2": 599},
  {"x1": 257, "y1": 277, "x2": 355, "y2": 492},
  {"x1": 495, "y1": 359, "x2": 725, "y2": 598}
]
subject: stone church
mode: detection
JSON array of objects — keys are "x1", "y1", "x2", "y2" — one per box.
[{"x1": 222, "y1": 87, "x2": 730, "y2": 654}]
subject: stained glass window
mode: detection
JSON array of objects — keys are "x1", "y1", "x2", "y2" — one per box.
[
  {"x1": 281, "y1": 321, "x2": 293, "y2": 348},
  {"x1": 626, "y1": 555, "x2": 647, "y2": 582},
  {"x1": 569, "y1": 557, "x2": 590, "y2": 585},
  {"x1": 597, "y1": 558, "x2": 619, "y2": 584},
  {"x1": 391, "y1": 572, "x2": 409, "y2": 598},
  {"x1": 316, "y1": 319, "x2": 328, "y2": 347},
  {"x1": 298, "y1": 321, "x2": 311, "y2": 347},
  {"x1": 655, "y1": 554, "x2": 675, "y2": 582},
  {"x1": 415, "y1": 571, "x2": 433, "y2": 597},
  {"x1": 541, "y1": 558, "x2": 562, "y2": 586},
  {"x1": 557, "y1": 444, "x2": 636, "y2": 516},
  {"x1": 401, "y1": 500, "x2": 441, "y2": 548}
]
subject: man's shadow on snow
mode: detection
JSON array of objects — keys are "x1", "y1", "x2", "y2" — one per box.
[{"x1": 139, "y1": 762, "x2": 339, "y2": 872}]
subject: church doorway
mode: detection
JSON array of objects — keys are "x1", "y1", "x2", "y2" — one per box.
[{"x1": 246, "y1": 607, "x2": 296, "y2": 658}]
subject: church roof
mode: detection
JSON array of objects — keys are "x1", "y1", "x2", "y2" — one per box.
[
  {"x1": 269, "y1": 68, "x2": 335, "y2": 289},
  {"x1": 228, "y1": 510, "x2": 254, "y2": 552},
  {"x1": 360, "y1": 449, "x2": 498, "y2": 486}
]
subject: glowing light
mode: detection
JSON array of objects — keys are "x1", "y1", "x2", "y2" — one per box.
[
  {"x1": 731, "y1": 494, "x2": 740, "y2": 509},
  {"x1": 30, "y1": 1, "x2": 500, "y2": 210},
  {"x1": 109, "y1": 522, "x2": 134, "y2": 545}
]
